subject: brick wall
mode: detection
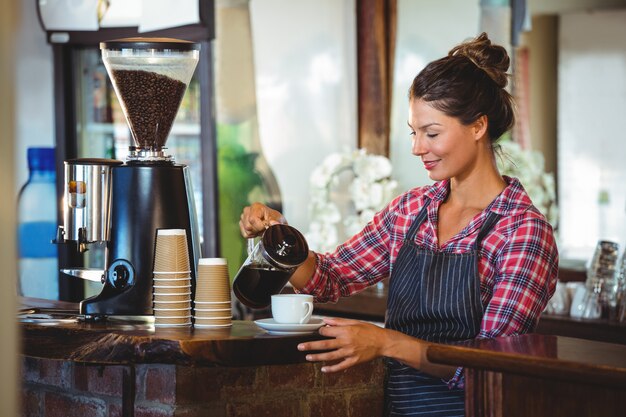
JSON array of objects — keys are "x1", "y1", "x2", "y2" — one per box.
[{"x1": 21, "y1": 356, "x2": 384, "y2": 417}]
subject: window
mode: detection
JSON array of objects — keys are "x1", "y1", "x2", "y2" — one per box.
[{"x1": 557, "y1": 10, "x2": 626, "y2": 261}]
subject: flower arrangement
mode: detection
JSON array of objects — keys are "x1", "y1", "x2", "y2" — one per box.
[
  {"x1": 306, "y1": 149, "x2": 398, "y2": 253},
  {"x1": 496, "y1": 138, "x2": 558, "y2": 228}
]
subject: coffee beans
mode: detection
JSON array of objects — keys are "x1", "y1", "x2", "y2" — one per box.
[{"x1": 111, "y1": 69, "x2": 187, "y2": 150}]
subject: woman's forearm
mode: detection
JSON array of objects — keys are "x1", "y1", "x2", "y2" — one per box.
[
  {"x1": 382, "y1": 328, "x2": 457, "y2": 380},
  {"x1": 288, "y1": 251, "x2": 318, "y2": 290}
]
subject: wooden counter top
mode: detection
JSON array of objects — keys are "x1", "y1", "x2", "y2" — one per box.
[
  {"x1": 19, "y1": 298, "x2": 327, "y2": 367},
  {"x1": 427, "y1": 333, "x2": 626, "y2": 387},
  {"x1": 21, "y1": 319, "x2": 329, "y2": 366},
  {"x1": 19, "y1": 299, "x2": 385, "y2": 416}
]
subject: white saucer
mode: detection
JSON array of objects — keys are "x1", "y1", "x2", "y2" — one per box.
[{"x1": 254, "y1": 317, "x2": 325, "y2": 334}]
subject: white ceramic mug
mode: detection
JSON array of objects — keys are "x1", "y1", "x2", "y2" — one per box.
[{"x1": 271, "y1": 294, "x2": 314, "y2": 324}]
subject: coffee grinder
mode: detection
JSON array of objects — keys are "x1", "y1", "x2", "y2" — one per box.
[{"x1": 57, "y1": 38, "x2": 202, "y2": 319}]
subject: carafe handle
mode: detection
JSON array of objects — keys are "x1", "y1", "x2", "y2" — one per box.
[{"x1": 247, "y1": 238, "x2": 256, "y2": 256}]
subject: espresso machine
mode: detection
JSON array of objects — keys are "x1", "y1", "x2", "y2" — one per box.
[{"x1": 57, "y1": 38, "x2": 202, "y2": 319}]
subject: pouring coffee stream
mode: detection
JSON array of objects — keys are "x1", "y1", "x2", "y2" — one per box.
[{"x1": 233, "y1": 224, "x2": 309, "y2": 309}]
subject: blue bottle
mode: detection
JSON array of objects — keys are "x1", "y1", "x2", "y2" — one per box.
[{"x1": 17, "y1": 147, "x2": 59, "y2": 299}]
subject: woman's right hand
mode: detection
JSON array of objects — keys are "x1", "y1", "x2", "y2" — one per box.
[{"x1": 239, "y1": 202, "x2": 287, "y2": 238}]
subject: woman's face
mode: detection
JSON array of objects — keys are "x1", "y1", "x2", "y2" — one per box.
[{"x1": 408, "y1": 98, "x2": 484, "y2": 182}]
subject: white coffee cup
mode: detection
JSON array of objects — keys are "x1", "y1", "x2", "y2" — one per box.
[{"x1": 271, "y1": 294, "x2": 314, "y2": 324}]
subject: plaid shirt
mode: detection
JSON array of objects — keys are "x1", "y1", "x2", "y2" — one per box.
[{"x1": 301, "y1": 176, "x2": 559, "y2": 387}]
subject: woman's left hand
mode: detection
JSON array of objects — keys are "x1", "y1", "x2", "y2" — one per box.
[{"x1": 297, "y1": 317, "x2": 387, "y2": 373}]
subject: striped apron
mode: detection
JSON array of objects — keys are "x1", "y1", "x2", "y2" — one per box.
[{"x1": 384, "y1": 199, "x2": 501, "y2": 416}]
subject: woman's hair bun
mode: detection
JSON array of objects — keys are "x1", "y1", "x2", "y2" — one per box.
[{"x1": 448, "y1": 32, "x2": 510, "y2": 88}]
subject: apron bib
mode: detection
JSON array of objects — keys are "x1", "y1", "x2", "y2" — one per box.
[{"x1": 384, "y1": 199, "x2": 500, "y2": 416}]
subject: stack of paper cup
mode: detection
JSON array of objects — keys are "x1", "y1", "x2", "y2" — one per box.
[
  {"x1": 193, "y1": 258, "x2": 232, "y2": 328},
  {"x1": 152, "y1": 229, "x2": 192, "y2": 327}
]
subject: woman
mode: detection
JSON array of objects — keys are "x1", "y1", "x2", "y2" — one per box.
[{"x1": 239, "y1": 32, "x2": 558, "y2": 416}]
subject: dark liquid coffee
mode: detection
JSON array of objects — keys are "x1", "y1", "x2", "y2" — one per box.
[{"x1": 232, "y1": 265, "x2": 291, "y2": 309}]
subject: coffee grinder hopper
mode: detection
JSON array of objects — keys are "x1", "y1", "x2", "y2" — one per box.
[{"x1": 101, "y1": 38, "x2": 200, "y2": 161}]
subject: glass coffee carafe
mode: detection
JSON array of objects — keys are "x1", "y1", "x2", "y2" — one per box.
[{"x1": 232, "y1": 224, "x2": 309, "y2": 308}]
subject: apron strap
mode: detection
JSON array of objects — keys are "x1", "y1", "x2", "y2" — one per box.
[{"x1": 474, "y1": 210, "x2": 502, "y2": 248}]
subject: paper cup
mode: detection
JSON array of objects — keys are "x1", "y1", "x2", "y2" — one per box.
[
  {"x1": 155, "y1": 321, "x2": 192, "y2": 327},
  {"x1": 153, "y1": 229, "x2": 190, "y2": 272},
  {"x1": 153, "y1": 290, "x2": 193, "y2": 298},
  {"x1": 153, "y1": 300, "x2": 192, "y2": 310},
  {"x1": 154, "y1": 309, "x2": 192, "y2": 318},
  {"x1": 194, "y1": 290, "x2": 231, "y2": 300},
  {"x1": 153, "y1": 279, "x2": 192, "y2": 287},
  {"x1": 194, "y1": 301, "x2": 231, "y2": 305},
  {"x1": 154, "y1": 315, "x2": 192, "y2": 326},
  {"x1": 154, "y1": 314, "x2": 192, "y2": 319},
  {"x1": 154, "y1": 284, "x2": 191, "y2": 289},
  {"x1": 194, "y1": 302, "x2": 231, "y2": 310},
  {"x1": 195, "y1": 281, "x2": 230, "y2": 292},
  {"x1": 194, "y1": 315, "x2": 231, "y2": 320},
  {"x1": 153, "y1": 271, "x2": 191, "y2": 279},
  {"x1": 198, "y1": 258, "x2": 228, "y2": 267},
  {"x1": 194, "y1": 323, "x2": 232, "y2": 328},
  {"x1": 153, "y1": 293, "x2": 192, "y2": 302},
  {"x1": 194, "y1": 310, "x2": 232, "y2": 319},
  {"x1": 194, "y1": 317, "x2": 232, "y2": 326},
  {"x1": 153, "y1": 304, "x2": 191, "y2": 315},
  {"x1": 195, "y1": 258, "x2": 230, "y2": 301}
]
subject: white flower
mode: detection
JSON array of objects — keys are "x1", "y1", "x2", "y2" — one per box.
[
  {"x1": 309, "y1": 166, "x2": 330, "y2": 189},
  {"x1": 343, "y1": 215, "x2": 364, "y2": 238},
  {"x1": 305, "y1": 221, "x2": 339, "y2": 254},
  {"x1": 383, "y1": 180, "x2": 399, "y2": 204},
  {"x1": 307, "y1": 148, "x2": 398, "y2": 252},
  {"x1": 358, "y1": 209, "x2": 377, "y2": 224},
  {"x1": 353, "y1": 151, "x2": 393, "y2": 182},
  {"x1": 311, "y1": 201, "x2": 342, "y2": 224}
]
